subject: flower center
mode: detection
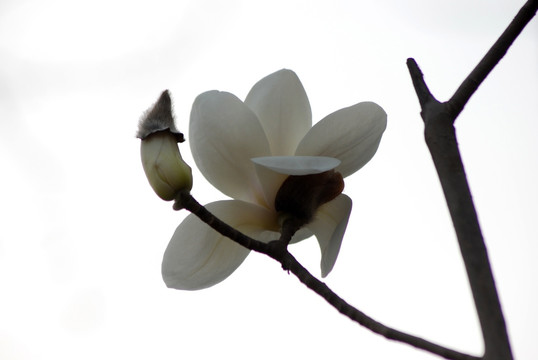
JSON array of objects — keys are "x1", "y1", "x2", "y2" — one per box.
[{"x1": 274, "y1": 170, "x2": 344, "y2": 225}]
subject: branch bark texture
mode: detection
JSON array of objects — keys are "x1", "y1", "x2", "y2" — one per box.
[{"x1": 407, "y1": 1, "x2": 537, "y2": 359}]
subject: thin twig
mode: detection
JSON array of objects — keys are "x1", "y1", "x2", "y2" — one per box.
[
  {"x1": 177, "y1": 192, "x2": 479, "y2": 360},
  {"x1": 448, "y1": 0, "x2": 538, "y2": 118},
  {"x1": 407, "y1": 58, "x2": 437, "y2": 109}
]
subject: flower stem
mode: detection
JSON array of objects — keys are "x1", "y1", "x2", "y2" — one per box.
[
  {"x1": 177, "y1": 192, "x2": 478, "y2": 360},
  {"x1": 176, "y1": 192, "x2": 267, "y2": 253}
]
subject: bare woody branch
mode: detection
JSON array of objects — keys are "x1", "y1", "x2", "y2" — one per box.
[{"x1": 407, "y1": 1, "x2": 537, "y2": 359}]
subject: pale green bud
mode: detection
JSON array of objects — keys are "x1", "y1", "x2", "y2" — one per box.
[{"x1": 137, "y1": 90, "x2": 193, "y2": 201}]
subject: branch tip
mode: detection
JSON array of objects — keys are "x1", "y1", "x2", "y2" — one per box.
[{"x1": 407, "y1": 58, "x2": 436, "y2": 109}]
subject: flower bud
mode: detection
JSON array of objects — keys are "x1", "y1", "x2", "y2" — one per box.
[{"x1": 137, "y1": 91, "x2": 193, "y2": 201}]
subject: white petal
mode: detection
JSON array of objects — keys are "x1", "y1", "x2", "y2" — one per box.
[
  {"x1": 251, "y1": 156, "x2": 340, "y2": 175},
  {"x1": 306, "y1": 194, "x2": 352, "y2": 277},
  {"x1": 162, "y1": 200, "x2": 279, "y2": 290},
  {"x1": 190, "y1": 91, "x2": 271, "y2": 204},
  {"x1": 295, "y1": 102, "x2": 387, "y2": 178},
  {"x1": 245, "y1": 69, "x2": 312, "y2": 155},
  {"x1": 252, "y1": 161, "x2": 288, "y2": 210}
]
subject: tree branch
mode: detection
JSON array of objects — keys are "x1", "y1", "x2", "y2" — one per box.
[
  {"x1": 448, "y1": 0, "x2": 538, "y2": 118},
  {"x1": 406, "y1": 2, "x2": 537, "y2": 359},
  {"x1": 177, "y1": 192, "x2": 479, "y2": 360}
]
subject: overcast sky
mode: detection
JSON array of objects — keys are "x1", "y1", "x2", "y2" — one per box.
[{"x1": 1, "y1": 0, "x2": 537, "y2": 359}]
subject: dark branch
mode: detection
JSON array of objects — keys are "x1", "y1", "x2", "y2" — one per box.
[
  {"x1": 177, "y1": 192, "x2": 479, "y2": 360},
  {"x1": 286, "y1": 253, "x2": 479, "y2": 360},
  {"x1": 407, "y1": 58, "x2": 437, "y2": 109},
  {"x1": 407, "y1": 59, "x2": 513, "y2": 360},
  {"x1": 176, "y1": 193, "x2": 268, "y2": 253},
  {"x1": 406, "y1": 1, "x2": 537, "y2": 358},
  {"x1": 448, "y1": 0, "x2": 538, "y2": 119}
]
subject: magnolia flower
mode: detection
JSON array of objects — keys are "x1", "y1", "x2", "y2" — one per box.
[{"x1": 162, "y1": 69, "x2": 386, "y2": 290}]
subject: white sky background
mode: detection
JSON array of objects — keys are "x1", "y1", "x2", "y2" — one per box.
[{"x1": 0, "y1": 0, "x2": 537, "y2": 359}]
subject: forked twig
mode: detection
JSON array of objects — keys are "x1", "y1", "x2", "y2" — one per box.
[{"x1": 407, "y1": 1, "x2": 538, "y2": 359}]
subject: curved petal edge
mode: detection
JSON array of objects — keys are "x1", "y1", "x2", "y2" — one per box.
[
  {"x1": 251, "y1": 156, "x2": 340, "y2": 175},
  {"x1": 306, "y1": 194, "x2": 353, "y2": 277},
  {"x1": 295, "y1": 101, "x2": 387, "y2": 178}
]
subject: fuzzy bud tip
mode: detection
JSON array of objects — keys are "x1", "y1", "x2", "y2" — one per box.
[{"x1": 136, "y1": 90, "x2": 185, "y2": 142}]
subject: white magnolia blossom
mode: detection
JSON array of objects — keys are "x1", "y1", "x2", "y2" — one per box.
[{"x1": 162, "y1": 69, "x2": 387, "y2": 290}]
